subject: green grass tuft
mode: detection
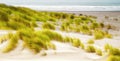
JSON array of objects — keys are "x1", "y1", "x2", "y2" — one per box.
[
  {"x1": 95, "y1": 49, "x2": 102, "y2": 56},
  {"x1": 85, "y1": 45, "x2": 96, "y2": 53},
  {"x1": 2, "y1": 34, "x2": 19, "y2": 53},
  {"x1": 42, "y1": 22, "x2": 55, "y2": 30},
  {"x1": 41, "y1": 29, "x2": 63, "y2": 42},
  {"x1": 87, "y1": 39, "x2": 94, "y2": 44},
  {"x1": 107, "y1": 55, "x2": 120, "y2": 61},
  {"x1": 71, "y1": 38, "x2": 81, "y2": 47},
  {"x1": 80, "y1": 42, "x2": 85, "y2": 49},
  {"x1": 94, "y1": 30, "x2": 105, "y2": 39}
]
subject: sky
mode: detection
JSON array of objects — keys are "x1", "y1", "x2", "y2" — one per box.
[
  {"x1": 0, "y1": 0, "x2": 120, "y2": 6},
  {"x1": 0, "y1": 0, "x2": 120, "y2": 2}
]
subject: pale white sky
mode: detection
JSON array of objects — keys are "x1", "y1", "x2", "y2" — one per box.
[
  {"x1": 0, "y1": 0, "x2": 119, "y2": 2},
  {"x1": 0, "y1": 0, "x2": 120, "y2": 5}
]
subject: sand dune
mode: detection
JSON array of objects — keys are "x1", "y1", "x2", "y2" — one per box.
[
  {"x1": 0, "y1": 29, "x2": 120, "y2": 61},
  {"x1": 0, "y1": 11, "x2": 120, "y2": 61}
]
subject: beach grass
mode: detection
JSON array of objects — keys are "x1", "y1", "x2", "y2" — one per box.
[
  {"x1": 42, "y1": 22, "x2": 56, "y2": 30},
  {"x1": 95, "y1": 48, "x2": 102, "y2": 56},
  {"x1": 85, "y1": 45, "x2": 96, "y2": 53},
  {"x1": 2, "y1": 34, "x2": 19, "y2": 53},
  {"x1": 87, "y1": 39, "x2": 94, "y2": 44}
]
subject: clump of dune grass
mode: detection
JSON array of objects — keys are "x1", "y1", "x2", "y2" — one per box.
[
  {"x1": 17, "y1": 29, "x2": 44, "y2": 53},
  {"x1": 94, "y1": 29, "x2": 112, "y2": 39},
  {"x1": 0, "y1": 35, "x2": 8, "y2": 43},
  {"x1": 105, "y1": 33, "x2": 112, "y2": 38},
  {"x1": 2, "y1": 34, "x2": 19, "y2": 53},
  {"x1": 7, "y1": 32, "x2": 14, "y2": 39},
  {"x1": 42, "y1": 22, "x2": 55, "y2": 30},
  {"x1": 104, "y1": 44, "x2": 120, "y2": 56},
  {"x1": 106, "y1": 24, "x2": 112, "y2": 29},
  {"x1": 0, "y1": 32, "x2": 16, "y2": 43},
  {"x1": 107, "y1": 55, "x2": 120, "y2": 61},
  {"x1": 106, "y1": 45, "x2": 120, "y2": 61},
  {"x1": 94, "y1": 30, "x2": 105, "y2": 39},
  {"x1": 60, "y1": 21, "x2": 71, "y2": 32},
  {"x1": 14, "y1": 29, "x2": 58, "y2": 54},
  {"x1": 63, "y1": 37, "x2": 82, "y2": 48},
  {"x1": 60, "y1": 24, "x2": 66, "y2": 31},
  {"x1": 85, "y1": 45, "x2": 96, "y2": 53},
  {"x1": 80, "y1": 42, "x2": 85, "y2": 49},
  {"x1": 87, "y1": 39, "x2": 94, "y2": 44},
  {"x1": 99, "y1": 22, "x2": 104, "y2": 28},
  {"x1": 23, "y1": 36, "x2": 48, "y2": 53},
  {"x1": 7, "y1": 21, "x2": 25, "y2": 30},
  {"x1": 104, "y1": 43, "x2": 111, "y2": 52},
  {"x1": 71, "y1": 38, "x2": 81, "y2": 47},
  {"x1": 90, "y1": 22, "x2": 100, "y2": 30},
  {"x1": 114, "y1": 18, "x2": 118, "y2": 21},
  {"x1": 109, "y1": 47, "x2": 120, "y2": 56},
  {"x1": 89, "y1": 15, "x2": 97, "y2": 19},
  {"x1": 80, "y1": 24, "x2": 92, "y2": 35},
  {"x1": 17, "y1": 29, "x2": 54, "y2": 53},
  {"x1": 62, "y1": 13, "x2": 69, "y2": 19},
  {"x1": 47, "y1": 43, "x2": 56, "y2": 50},
  {"x1": 17, "y1": 28, "x2": 34, "y2": 39},
  {"x1": 63, "y1": 36, "x2": 73, "y2": 43},
  {"x1": 95, "y1": 49, "x2": 102, "y2": 56},
  {"x1": 35, "y1": 31, "x2": 50, "y2": 42},
  {"x1": 74, "y1": 26, "x2": 81, "y2": 32},
  {"x1": 23, "y1": 37, "x2": 42, "y2": 53},
  {"x1": 41, "y1": 29, "x2": 63, "y2": 42},
  {"x1": 48, "y1": 17, "x2": 56, "y2": 22},
  {"x1": 105, "y1": 16, "x2": 109, "y2": 19},
  {"x1": 41, "y1": 51, "x2": 47, "y2": 56},
  {"x1": 70, "y1": 14, "x2": 75, "y2": 19}
]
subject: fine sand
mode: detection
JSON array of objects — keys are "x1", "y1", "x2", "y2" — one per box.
[{"x1": 0, "y1": 11, "x2": 120, "y2": 61}]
